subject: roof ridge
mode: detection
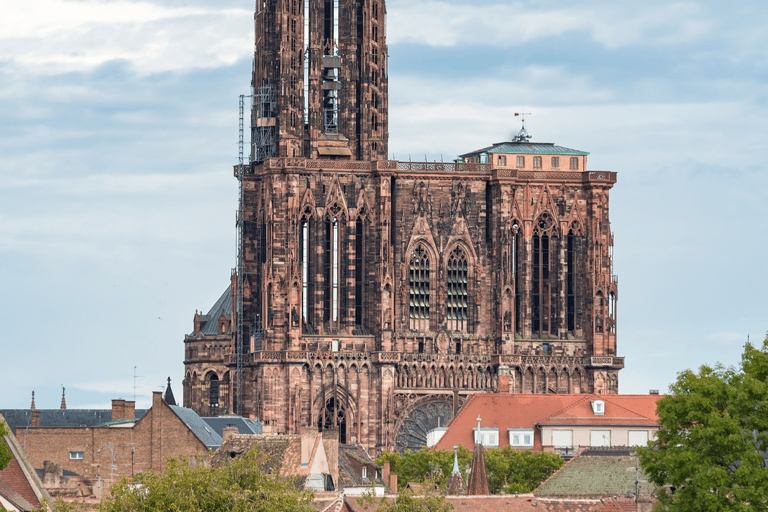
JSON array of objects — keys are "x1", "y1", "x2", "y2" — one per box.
[{"x1": 537, "y1": 395, "x2": 591, "y2": 424}]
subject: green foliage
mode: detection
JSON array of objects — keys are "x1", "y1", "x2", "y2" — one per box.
[
  {"x1": 99, "y1": 449, "x2": 314, "y2": 512},
  {"x1": 36, "y1": 498, "x2": 91, "y2": 512},
  {"x1": 376, "y1": 446, "x2": 562, "y2": 494},
  {"x1": 484, "y1": 447, "x2": 563, "y2": 494},
  {"x1": 359, "y1": 487, "x2": 453, "y2": 512},
  {"x1": 0, "y1": 421, "x2": 13, "y2": 471},
  {"x1": 637, "y1": 334, "x2": 768, "y2": 512},
  {"x1": 377, "y1": 447, "x2": 472, "y2": 489}
]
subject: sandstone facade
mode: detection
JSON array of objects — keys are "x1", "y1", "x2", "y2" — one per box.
[{"x1": 182, "y1": 0, "x2": 621, "y2": 455}]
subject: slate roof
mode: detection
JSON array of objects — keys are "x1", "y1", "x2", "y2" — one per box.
[
  {"x1": 202, "y1": 416, "x2": 263, "y2": 437},
  {"x1": 461, "y1": 142, "x2": 588, "y2": 158},
  {"x1": 195, "y1": 286, "x2": 232, "y2": 336},
  {"x1": 0, "y1": 409, "x2": 148, "y2": 433},
  {"x1": 168, "y1": 405, "x2": 223, "y2": 450},
  {"x1": 535, "y1": 451, "x2": 657, "y2": 500}
]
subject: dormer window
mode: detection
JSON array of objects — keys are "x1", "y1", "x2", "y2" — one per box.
[
  {"x1": 591, "y1": 400, "x2": 605, "y2": 415},
  {"x1": 473, "y1": 428, "x2": 499, "y2": 447}
]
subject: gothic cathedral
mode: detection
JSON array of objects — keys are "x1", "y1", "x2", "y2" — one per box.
[{"x1": 183, "y1": 0, "x2": 622, "y2": 454}]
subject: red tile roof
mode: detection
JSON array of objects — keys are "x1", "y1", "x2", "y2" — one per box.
[
  {"x1": 343, "y1": 494, "x2": 635, "y2": 511},
  {"x1": 0, "y1": 439, "x2": 41, "y2": 510},
  {"x1": 433, "y1": 394, "x2": 661, "y2": 451},
  {"x1": 540, "y1": 395, "x2": 660, "y2": 427}
]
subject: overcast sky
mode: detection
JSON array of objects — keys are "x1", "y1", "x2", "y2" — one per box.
[{"x1": 1, "y1": 0, "x2": 766, "y2": 410}]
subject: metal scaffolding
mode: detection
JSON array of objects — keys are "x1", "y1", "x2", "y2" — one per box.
[{"x1": 253, "y1": 83, "x2": 277, "y2": 163}]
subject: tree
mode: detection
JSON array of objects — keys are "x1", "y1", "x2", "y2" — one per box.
[
  {"x1": 377, "y1": 447, "x2": 471, "y2": 489},
  {"x1": 358, "y1": 486, "x2": 454, "y2": 512},
  {"x1": 638, "y1": 334, "x2": 768, "y2": 511},
  {"x1": 484, "y1": 447, "x2": 563, "y2": 494},
  {"x1": 0, "y1": 420, "x2": 13, "y2": 471},
  {"x1": 376, "y1": 446, "x2": 562, "y2": 494},
  {"x1": 99, "y1": 448, "x2": 314, "y2": 512}
]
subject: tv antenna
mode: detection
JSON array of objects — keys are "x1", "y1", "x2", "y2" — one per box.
[{"x1": 133, "y1": 366, "x2": 144, "y2": 401}]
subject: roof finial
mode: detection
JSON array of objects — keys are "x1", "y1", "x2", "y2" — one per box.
[
  {"x1": 31, "y1": 390, "x2": 36, "y2": 410},
  {"x1": 164, "y1": 377, "x2": 177, "y2": 406},
  {"x1": 512, "y1": 110, "x2": 532, "y2": 142},
  {"x1": 60, "y1": 386, "x2": 67, "y2": 410},
  {"x1": 452, "y1": 446, "x2": 460, "y2": 475}
]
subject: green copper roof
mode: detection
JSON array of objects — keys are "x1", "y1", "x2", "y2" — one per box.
[{"x1": 461, "y1": 142, "x2": 588, "y2": 157}]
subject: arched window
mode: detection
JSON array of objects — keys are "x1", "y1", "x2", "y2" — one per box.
[
  {"x1": 533, "y1": 212, "x2": 558, "y2": 336},
  {"x1": 595, "y1": 291, "x2": 605, "y2": 333},
  {"x1": 409, "y1": 245, "x2": 430, "y2": 331},
  {"x1": 446, "y1": 246, "x2": 468, "y2": 332},
  {"x1": 207, "y1": 373, "x2": 220, "y2": 409},
  {"x1": 300, "y1": 213, "x2": 313, "y2": 334}
]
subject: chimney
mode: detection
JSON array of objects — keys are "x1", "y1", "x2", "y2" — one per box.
[
  {"x1": 31, "y1": 410, "x2": 40, "y2": 427},
  {"x1": 112, "y1": 400, "x2": 126, "y2": 421},
  {"x1": 31, "y1": 391, "x2": 36, "y2": 410},
  {"x1": 383, "y1": 461, "x2": 390, "y2": 487},
  {"x1": 222, "y1": 426, "x2": 239, "y2": 442},
  {"x1": 152, "y1": 391, "x2": 163, "y2": 409},
  {"x1": 193, "y1": 310, "x2": 201, "y2": 334},
  {"x1": 125, "y1": 401, "x2": 136, "y2": 420}
]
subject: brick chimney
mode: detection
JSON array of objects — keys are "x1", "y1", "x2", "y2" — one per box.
[
  {"x1": 125, "y1": 401, "x2": 136, "y2": 420},
  {"x1": 31, "y1": 410, "x2": 40, "y2": 427},
  {"x1": 222, "y1": 426, "x2": 238, "y2": 442},
  {"x1": 111, "y1": 399, "x2": 126, "y2": 421}
]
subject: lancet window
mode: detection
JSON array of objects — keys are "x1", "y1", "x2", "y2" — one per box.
[
  {"x1": 409, "y1": 244, "x2": 430, "y2": 331},
  {"x1": 511, "y1": 220, "x2": 522, "y2": 335},
  {"x1": 300, "y1": 212, "x2": 313, "y2": 333},
  {"x1": 446, "y1": 246, "x2": 469, "y2": 332},
  {"x1": 532, "y1": 212, "x2": 558, "y2": 336},
  {"x1": 323, "y1": 206, "x2": 345, "y2": 329}
]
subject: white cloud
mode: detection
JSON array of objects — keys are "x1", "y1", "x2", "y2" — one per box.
[
  {"x1": 388, "y1": 1, "x2": 712, "y2": 49},
  {"x1": 0, "y1": 0, "x2": 252, "y2": 74}
]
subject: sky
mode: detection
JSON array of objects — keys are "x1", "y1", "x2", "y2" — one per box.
[{"x1": 1, "y1": 0, "x2": 767, "y2": 410}]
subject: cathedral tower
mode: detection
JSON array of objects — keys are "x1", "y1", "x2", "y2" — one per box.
[
  {"x1": 251, "y1": 0, "x2": 388, "y2": 162},
  {"x1": 183, "y1": 1, "x2": 623, "y2": 457}
]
